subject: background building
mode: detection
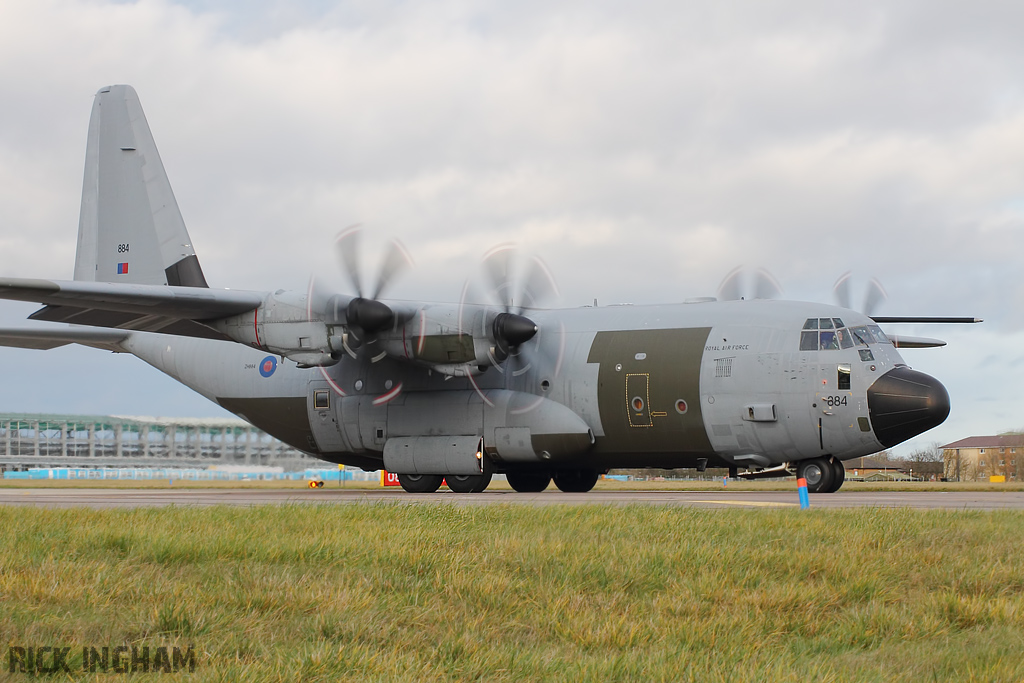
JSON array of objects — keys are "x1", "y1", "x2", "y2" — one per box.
[
  {"x1": 0, "y1": 413, "x2": 318, "y2": 472},
  {"x1": 941, "y1": 436, "x2": 1024, "y2": 481}
]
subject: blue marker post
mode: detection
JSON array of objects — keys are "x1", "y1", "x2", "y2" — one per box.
[{"x1": 797, "y1": 477, "x2": 810, "y2": 509}]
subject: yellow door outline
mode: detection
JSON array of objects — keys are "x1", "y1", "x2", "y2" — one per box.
[{"x1": 626, "y1": 373, "x2": 653, "y2": 427}]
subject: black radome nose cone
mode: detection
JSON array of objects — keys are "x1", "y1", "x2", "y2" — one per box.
[{"x1": 866, "y1": 366, "x2": 950, "y2": 448}]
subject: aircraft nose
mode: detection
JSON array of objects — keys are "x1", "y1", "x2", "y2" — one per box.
[{"x1": 866, "y1": 366, "x2": 950, "y2": 448}]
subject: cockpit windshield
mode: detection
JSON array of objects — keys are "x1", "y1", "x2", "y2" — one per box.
[{"x1": 800, "y1": 318, "x2": 888, "y2": 351}]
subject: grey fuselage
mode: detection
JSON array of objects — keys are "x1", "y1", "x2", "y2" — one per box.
[{"x1": 121, "y1": 297, "x2": 943, "y2": 474}]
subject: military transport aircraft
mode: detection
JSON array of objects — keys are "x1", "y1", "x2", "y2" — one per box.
[{"x1": 0, "y1": 85, "x2": 976, "y2": 494}]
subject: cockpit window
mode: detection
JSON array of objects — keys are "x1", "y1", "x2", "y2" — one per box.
[
  {"x1": 798, "y1": 321, "x2": 872, "y2": 352},
  {"x1": 800, "y1": 319, "x2": 875, "y2": 352},
  {"x1": 867, "y1": 325, "x2": 889, "y2": 344},
  {"x1": 849, "y1": 326, "x2": 872, "y2": 346}
]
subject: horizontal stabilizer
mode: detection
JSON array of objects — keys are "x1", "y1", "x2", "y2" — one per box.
[{"x1": 0, "y1": 325, "x2": 129, "y2": 351}]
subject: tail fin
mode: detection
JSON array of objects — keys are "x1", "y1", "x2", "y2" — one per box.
[{"x1": 73, "y1": 85, "x2": 208, "y2": 288}]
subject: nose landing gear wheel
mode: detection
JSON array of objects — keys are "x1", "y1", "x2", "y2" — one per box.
[
  {"x1": 552, "y1": 470, "x2": 600, "y2": 493},
  {"x1": 397, "y1": 473, "x2": 444, "y2": 493},
  {"x1": 826, "y1": 458, "x2": 845, "y2": 493},
  {"x1": 796, "y1": 458, "x2": 834, "y2": 494}
]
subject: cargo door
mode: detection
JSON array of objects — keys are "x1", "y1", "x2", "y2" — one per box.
[
  {"x1": 626, "y1": 373, "x2": 653, "y2": 427},
  {"x1": 815, "y1": 363, "x2": 861, "y2": 454}
]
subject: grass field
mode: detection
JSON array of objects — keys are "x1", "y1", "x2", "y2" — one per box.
[{"x1": 2, "y1": 504, "x2": 1024, "y2": 681}]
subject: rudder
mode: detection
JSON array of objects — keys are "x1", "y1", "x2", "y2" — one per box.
[{"x1": 73, "y1": 85, "x2": 208, "y2": 288}]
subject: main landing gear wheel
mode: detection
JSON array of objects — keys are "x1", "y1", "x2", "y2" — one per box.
[
  {"x1": 825, "y1": 458, "x2": 846, "y2": 493},
  {"x1": 446, "y1": 471, "x2": 493, "y2": 493},
  {"x1": 397, "y1": 473, "x2": 444, "y2": 493},
  {"x1": 552, "y1": 470, "x2": 600, "y2": 493},
  {"x1": 796, "y1": 458, "x2": 834, "y2": 494},
  {"x1": 506, "y1": 471, "x2": 551, "y2": 493}
]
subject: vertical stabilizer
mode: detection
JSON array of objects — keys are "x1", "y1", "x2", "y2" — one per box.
[{"x1": 74, "y1": 85, "x2": 208, "y2": 287}]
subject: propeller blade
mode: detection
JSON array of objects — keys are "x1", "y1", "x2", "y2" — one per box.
[
  {"x1": 481, "y1": 244, "x2": 516, "y2": 311},
  {"x1": 371, "y1": 238, "x2": 414, "y2": 300},
  {"x1": 863, "y1": 278, "x2": 888, "y2": 317},
  {"x1": 717, "y1": 266, "x2": 781, "y2": 301},
  {"x1": 334, "y1": 226, "x2": 364, "y2": 298},
  {"x1": 515, "y1": 256, "x2": 559, "y2": 313},
  {"x1": 751, "y1": 268, "x2": 782, "y2": 300},
  {"x1": 833, "y1": 271, "x2": 853, "y2": 309},
  {"x1": 717, "y1": 266, "x2": 744, "y2": 301}
]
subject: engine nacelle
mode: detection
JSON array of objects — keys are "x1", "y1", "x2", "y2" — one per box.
[
  {"x1": 376, "y1": 305, "x2": 501, "y2": 371},
  {"x1": 209, "y1": 290, "x2": 342, "y2": 366}
]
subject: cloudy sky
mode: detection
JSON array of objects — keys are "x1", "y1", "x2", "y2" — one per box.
[{"x1": 1, "y1": 0, "x2": 1023, "y2": 456}]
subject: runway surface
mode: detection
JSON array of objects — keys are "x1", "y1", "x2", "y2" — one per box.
[{"x1": 1, "y1": 488, "x2": 1023, "y2": 510}]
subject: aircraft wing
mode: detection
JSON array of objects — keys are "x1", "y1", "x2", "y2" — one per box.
[
  {"x1": 0, "y1": 277, "x2": 265, "y2": 340},
  {"x1": 0, "y1": 325, "x2": 130, "y2": 352}
]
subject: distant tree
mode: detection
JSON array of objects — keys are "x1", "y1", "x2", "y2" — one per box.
[
  {"x1": 943, "y1": 447, "x2": 977, "y2": 481},
  {"x1": 943, "y1": 449, "x2": 958, "y2": 480},
  {"x1": 896, "y1": 442, "x2": 942, "y2": 463}
]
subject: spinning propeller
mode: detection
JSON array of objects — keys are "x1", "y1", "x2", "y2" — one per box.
[
  {"x1": 461, "y1": 244, "x2": 563, "y2": 382},
  {"x1": 308, "y1": 226, "x2": 414, "y2": 357},
  {"x1": 716, "y1": 266, "x2": 783, "y2": 301},
  {"x1": 832, "y1": 271, "x2": 888, "y2": 316}
]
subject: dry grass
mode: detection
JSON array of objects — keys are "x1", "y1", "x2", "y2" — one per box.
[{"x1": 2, "y1": 504, "x2": 1024, "y2": 681}]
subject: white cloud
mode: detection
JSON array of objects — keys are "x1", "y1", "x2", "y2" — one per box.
[{"x1": 0, "y1": 0, "x2": 1022, "y2": 447}]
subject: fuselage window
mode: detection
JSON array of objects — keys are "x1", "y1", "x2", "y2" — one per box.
[
  {"x1": 313, "y1": 390, "x2": 330, "y2": 410},
  {"x1": 858, "y1": 348, "x2": 874, "y2": 361},
  {"x1": 818, "y1": 318, "x2": 835, "y2": 330},
  {"x1": 838, "y1": 363, "x2": 851, "y2": 390},
  {"x1": 803, "y1": 318, "x2": 819, "y2": 330},
  {"x1": 800, "y1": 331, "x2": 818, "y2": 350},
  {"x1": 832, "y1": 318, "x2": 845, "y2": 328}
]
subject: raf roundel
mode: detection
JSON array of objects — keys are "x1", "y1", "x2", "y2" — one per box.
[{"x1": 259, "y1": 356, "x2": 277, "y2": 378}]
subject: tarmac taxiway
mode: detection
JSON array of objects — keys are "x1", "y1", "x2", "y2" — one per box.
[{"x1": 1, "y1": 488, "x2": 1023, "y2": 510}]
